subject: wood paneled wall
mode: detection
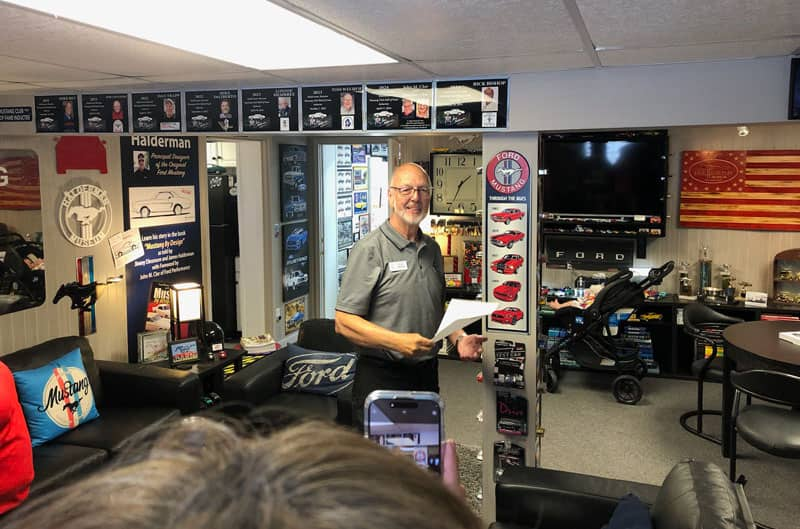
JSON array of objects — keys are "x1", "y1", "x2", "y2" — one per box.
[
  {"x1": 0, "y1": 136, "x2": 128, "y2": 359},
  {"x1": 543, "y1": 122, "x2": 800, "y2": 294}
]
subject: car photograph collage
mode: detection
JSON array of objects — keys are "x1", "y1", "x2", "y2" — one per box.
[
  {"x1": 279, "y1": 145, "x2": 309, "y2": 334},
  {"x1": 487, "y1": 203, "x2": 528, "y2": 330}
]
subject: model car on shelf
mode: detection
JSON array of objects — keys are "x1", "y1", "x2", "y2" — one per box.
[
  {"x1": 134, "y1": 190, "x2": 192, "y2": 218},
  {"x1": 490, "y1": 230, "x2": 524, "y2": 249},
  {"x1": 285, "y1": 227, "x2": 308, "y2": 251},
  {"x1": 491, "y1": 307, "x2": 524, "y2": 325},
  {"x1": 637, "y1": 312, "x2": 663, "y2": 321},
  {"x1": 493, "y1": 280, "x2": 522, "y2": 302},
  {"x1": 490, "y1": 254, "x2": 524, "y2": 274},
  {"x1": 490, "y1": 208, "x2": 525, "y2": 224}
]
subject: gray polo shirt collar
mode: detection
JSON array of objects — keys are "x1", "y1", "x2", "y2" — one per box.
[{"x1": 379, "y1": 221, "x2": 426, "y2": 250}]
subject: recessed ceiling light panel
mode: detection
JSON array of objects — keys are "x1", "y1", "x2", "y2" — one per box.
[{"x1": 7, "y1": 0, "x2": 396, "y2": 70}]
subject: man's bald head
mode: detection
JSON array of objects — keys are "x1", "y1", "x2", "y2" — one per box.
[{"x1": 391, "y1": 163, "x2": 430, "y2": 187}]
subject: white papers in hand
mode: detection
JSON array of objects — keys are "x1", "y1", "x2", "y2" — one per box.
[{"x1": 432, "y1": 298, "x2": 498, "y2": 342}]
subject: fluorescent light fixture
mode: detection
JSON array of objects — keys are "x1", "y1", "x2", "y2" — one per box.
[{"x1": 7, "y1": 0, "x2": 396, "y2": 70}]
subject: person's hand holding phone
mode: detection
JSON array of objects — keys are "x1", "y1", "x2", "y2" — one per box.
[{"x1": 441, "y1": 438, "x2": 465, "y2": 499}]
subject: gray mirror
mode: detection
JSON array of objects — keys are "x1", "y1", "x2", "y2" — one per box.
[{"x1": 0, "y1": 149, "x2": 45, "y2": 315}]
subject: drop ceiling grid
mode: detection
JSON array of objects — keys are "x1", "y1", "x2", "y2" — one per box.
[
  {"x1": 284, "y1": 0, "x2": 585, "y2": 61},
  {"x1": 599, "y1": 37, "x2": 800, "y2": 67},
  {"x1": 576, "y1": 0, "x2": 800, "y2": 49},
  {"x1": 419, "y1": 51, "x2": 594, "y2": 76},
  {"x1": 270, "y1": 62, "x2": 434, "y2": 83}
]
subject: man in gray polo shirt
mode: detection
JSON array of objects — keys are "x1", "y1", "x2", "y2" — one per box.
[{"x1": 336, "y1": 162, "x2": 486, "y2": 428}]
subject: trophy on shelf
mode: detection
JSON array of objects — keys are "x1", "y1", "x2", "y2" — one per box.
[{"x1": 678, "y1": 261, "x2": 695, "y2": 300}]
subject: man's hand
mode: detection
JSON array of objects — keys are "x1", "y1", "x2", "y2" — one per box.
[
  {"x1": 393, "y1": 333, "x2": 435, "y2": 357},
  {"x1": 456, "y1": 334, "x2": 487, "y2": 361}
]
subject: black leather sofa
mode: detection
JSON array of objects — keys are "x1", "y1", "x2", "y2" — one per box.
[
  {"x1": 3, "y1": 336, "x2": 202, "y2": 497},
  {"x1": 493, "y1": 460, "x2": 755, "y2": 529},
  {"x1": 224, "y1": 319, "x2": 355, "y2": 426}
]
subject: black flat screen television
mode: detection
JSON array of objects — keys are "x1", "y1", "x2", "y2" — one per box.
[{"x1": 540, "y1": 130, "x2": 668, "y2": 237}]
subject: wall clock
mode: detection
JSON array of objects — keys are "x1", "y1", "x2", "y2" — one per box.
[{"x1": 430, "y1": 152, "x2": 482, "y2": 216}]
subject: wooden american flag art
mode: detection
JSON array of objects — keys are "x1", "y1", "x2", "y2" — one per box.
[
  {"x1": 0, "y1": 152, "x2": 40, "y2": 210},
  {"x1": 680, "y1": 150, "x2": 800, "y2": 231}
]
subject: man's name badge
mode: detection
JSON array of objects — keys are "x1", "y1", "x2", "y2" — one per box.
[{"x1": 388, "y1": 260, "x2": 408, "y2": 272}]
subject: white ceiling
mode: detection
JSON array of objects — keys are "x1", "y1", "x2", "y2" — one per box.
[{"x1": 0, "y1": 0, "x2": 798, "y2": 93}]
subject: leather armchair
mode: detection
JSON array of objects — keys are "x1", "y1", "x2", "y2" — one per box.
[
  {"x1": 493, "y1": 460, "x2": 755, "y2": 529},
  {"x1": 223, "y1": 319, "x2": 356, "y2": 425}
]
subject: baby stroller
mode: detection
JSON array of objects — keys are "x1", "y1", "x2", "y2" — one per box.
[{"x1": 541, "y1": 261, "x2": 674, "y2": 404}]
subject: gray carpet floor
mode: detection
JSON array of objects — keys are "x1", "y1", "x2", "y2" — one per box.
[{"x1": 438, "y1": 359, "x2": 800, "y2": 529}]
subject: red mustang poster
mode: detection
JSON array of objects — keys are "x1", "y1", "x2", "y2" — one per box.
[{"x1": 680, "y1": 150, "x2": 800, "y2": 231}]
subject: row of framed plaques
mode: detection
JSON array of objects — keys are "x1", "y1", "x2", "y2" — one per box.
[{"x1": 33, "y1": 79, "x2": 508, "y2": 134}]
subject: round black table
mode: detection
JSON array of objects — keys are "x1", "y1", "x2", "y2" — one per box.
[{"x1": 721, "y1": 320, "x2": 800, "y2": 456}]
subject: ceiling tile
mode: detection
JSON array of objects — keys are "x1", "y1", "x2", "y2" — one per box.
[
  {"x1": 578, "y1": 0, "x2": 800, "y2": 49},
  {"x1": 144, "y1": 72, "x2": 291, "y2": 84},
  {"x1": 0, "y1": 56, "x2": 113, "y2": 82},
  {"x1": 272, "y1": 62, "x2": 432, "y2": 83},
  {"x1": 285, "y1": 0, "x2": 584, "y2": 61},
  {"x1": 32, "y1": 78, "x2": 153, "y2": 90},
  {"x1": 0, "y1": 82, "x2": 41, "y2": 93},
  {"x1": 599, "y1": 37, "x2": 800, "y2": 66},
  {"x1": 420, "y1": 52, "x2": 594, "y2": 77}
]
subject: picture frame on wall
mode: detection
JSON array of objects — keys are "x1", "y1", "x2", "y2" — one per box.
[{"x1": 137, "y1": 330, "x2": 169, "y2": 363}]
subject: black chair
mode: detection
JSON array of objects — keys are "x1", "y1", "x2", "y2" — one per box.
[
  {"x1": 729, "y1": 369, "x2": 800, "y2": 483},
  {"x1": 679, "y1": 303, "x2": 743, "y2": 444}
]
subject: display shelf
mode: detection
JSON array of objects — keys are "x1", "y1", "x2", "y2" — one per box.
[
  {"x1": 773, "y1": 248, "x2": 800, "y2": 306},
  {"x1": 541, "y1": 297, "x2": 800, "y2": 377}
]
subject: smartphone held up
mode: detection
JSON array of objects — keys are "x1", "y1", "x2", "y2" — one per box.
[{"x1": 364, "y1": 390, "x2": 444, "y2": 473}]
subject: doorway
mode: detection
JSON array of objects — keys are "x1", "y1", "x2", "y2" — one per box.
[
  {"x1": 206, "y1": 141, "x2": 240, "y2": 339},
  {"x1": 319, "y1": 142, "x2": 389, "y2": 318}
]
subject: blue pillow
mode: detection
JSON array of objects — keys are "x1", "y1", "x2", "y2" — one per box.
[
  {"x1": 281, "y1": 344, "x2": 356, "y2": 396},
  {"x1": 12, "y1": 347, "x2": 100, "y2": 447},
  {"x1": 606, "y1": 494, "x2": 652, "y2": 529}
]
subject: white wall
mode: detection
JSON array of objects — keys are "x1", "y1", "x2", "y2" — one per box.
[{"x1": 508, "y1": 56, "x2": 793, "y2": 131}]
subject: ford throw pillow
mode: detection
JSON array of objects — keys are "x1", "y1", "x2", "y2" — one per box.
[
  {"x1": 12, "y1": 347, "x2": 100, "y2": 446},
  {"x1": 281, "y1": 345, "x2": 356, "y2": 395}
]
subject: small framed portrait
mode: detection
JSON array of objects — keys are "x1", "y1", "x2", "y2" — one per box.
[
  {"x1": 168, "y1": 338, "x2": 200, "y2": 367},
  {"x1": 137, "y1": 330, "x2": 169, "y2": 363},
  {"x1": 481, "y1": 86, "x2": 498, "y2": 112}
]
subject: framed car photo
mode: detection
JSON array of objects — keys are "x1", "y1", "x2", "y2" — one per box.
[
  {"x1": 137, "y1": 330, "x2": 169, "y2": 363},
  {"x1": 168, "y1": 338, "x2": 200, "y2": 367}
]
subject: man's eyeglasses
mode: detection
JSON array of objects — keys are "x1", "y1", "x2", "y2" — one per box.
[{"x1": 390, "y1": 185, "x2": 432, "y2": 197}]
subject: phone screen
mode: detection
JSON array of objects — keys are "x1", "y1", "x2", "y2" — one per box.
[{"x1": 366, "y1": 394, "x2": 442, "y2": 473}]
